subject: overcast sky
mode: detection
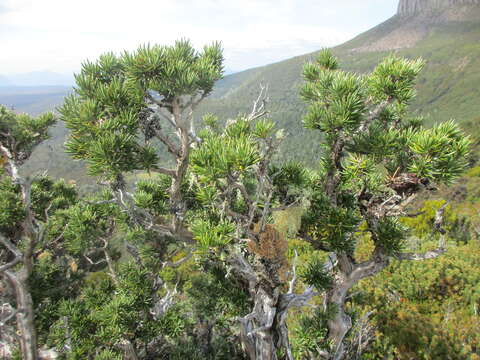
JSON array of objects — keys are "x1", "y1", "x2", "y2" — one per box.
[{"x1": 0, "y1": 0, "x2": 398, "y2": 75}]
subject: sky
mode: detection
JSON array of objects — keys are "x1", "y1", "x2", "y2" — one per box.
[{"x1": 0, "y1": 0, "x2": 399, "y2": 76}]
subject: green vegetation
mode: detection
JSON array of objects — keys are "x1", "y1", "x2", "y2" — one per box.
[
  {"x1": 2, "y1": 36, "x2": 478, "y2": 360},
  {"x1": 198, "y1": 8, "x2": 480, "y2": 166},
  {"x1": 5, "y1": 7, "x2": 478, "y2": 188}
]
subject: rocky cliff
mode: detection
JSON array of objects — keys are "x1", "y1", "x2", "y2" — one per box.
[{"x1": 397, "y1": 0, "x2": 480, "y2": 16}]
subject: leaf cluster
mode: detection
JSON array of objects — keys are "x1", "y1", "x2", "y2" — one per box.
[{"x1": 0, "y1": 105, "x2": 55, "y2": 163}]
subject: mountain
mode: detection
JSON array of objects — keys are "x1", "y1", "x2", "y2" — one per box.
[
  {"x1": 198, "y1": 0, "x2": 480, "y2": 164},
  {"x1": 5, "y1": 0, "x2": 480, "y2": 182},
  {"x1": 397, "y1": 0, "x2": 480, "y2": 15},
  {"x1": 0, "y1": 86, "x2": 85, "y2": 183},
  {"x1": 5, "y1": 71, "x2": 75, "y2": 87},
  {"x1": 0, "y1": 86, "x2": 71, "y2": 115}
]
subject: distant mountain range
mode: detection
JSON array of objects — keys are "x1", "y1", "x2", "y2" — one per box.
[{"x1": 0, "y1": 71, "x2": 74, "y2": 87}]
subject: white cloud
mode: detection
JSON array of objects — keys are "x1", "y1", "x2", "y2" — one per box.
[{"x1": 0, "y1": 0, "x2": 398, "y2": 74}]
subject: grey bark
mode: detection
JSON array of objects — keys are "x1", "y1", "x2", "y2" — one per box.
[{"x1": 4, "y1": 269, "x2": 38, "y2": 360}]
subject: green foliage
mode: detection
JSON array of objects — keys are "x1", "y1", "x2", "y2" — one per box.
[
  {"x1": 0, "y1": 177, "x2": 25, "y2": 235},
  {"x1": 45, "y1": 199, "x2": 121, "y2": 255},
  {"x1": 123, "y1": 40, "x2": 223, "y2": 97},
  {"x1": 134, "y1": 175, "x2": 170, "y2": 215},
  {"x1": 30, "y1": 176, "x2": 78, "y2": 221},
  {"x1": 300, "y1": 255, "x2": 333, "y2": 291},
  {"x1": 316, "y1": 49, "x2": 340, "y2": 71},
  {"x1": 157, "y1": 305, "x2": 192, "y2": 339},
  {"x1": 191, "y1": 121, "x2": 261, "y2": 181},
  {"x1": 292, "y1": 307, "x2": 335, "y2": 359},
  {"x1": 191, "y1": 218, "x2": 235, "y2": 251},
  {"x1": 301, "y1": 68, "x2": 366, "y2": 134},
  {"x1": 187, "y1": 264, "x2": 249, "y2": 319},
  {"x1": 375, "y1": 217, "x2": 408, "y2": 255},
  {"x1": 60, "y1": 40, "x2": 224, "y2": 181},
  {"x1": 407, "y1": 121, "x2": 471, "y2": 183},
  {"x1": 95, "y1": 350, "x2": 122, "y2": 360},
  {"x1": 301, "y1": 50, "x2": 470, "y2": 263},
  {"x1": 48, "y1": 263, "x2": 160, "y2": 358},
  {"x1": 355, "y1": 240, "x2": 480, "y2": 359},
  {"x1": 30, "y1": 251, "x2": 83, "y2": 343},
  {"x1": 16, "y1": 12, "x2": 480, "y2": 181},
  {"x1": 3, "y1": 29, "x2": 478, "y2": 360},
  {"x1": 402, "y1": 200, "x2": 453, "y2": 238},
  {"x1": 0, "y1": 104, "x2": 55, "y2": 163},
  {"x1": 301, "y1": 190, "x2": 360, "y2": 253},
  {"x1": 368, "y1": 55, "x2": 425, "y2": 103},
  {"x1": 342, "y1": 154, "x2": 388, "y2": 194}
]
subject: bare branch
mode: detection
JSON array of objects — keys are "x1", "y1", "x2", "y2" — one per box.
[
  {"x1": 395, "y1": 245, "x2": 446, "y2": 261},
  {"x1": 161, "y1": 250, "x2": 193, "y2": 268},
  {"x1": 271, "y1": 199, "x2": 300, "y2": 212},
  {"x1": 0, "y1": 144, "x2": 20, "y2": 181},
  {"x1": 146, "y1": 93, "x2": 176, "y2": 127},
  {"x1": 357, "y1": 98, "x2": 394, "y2": 134},
  {"x1": 0, "y1": 306, "x2": 21, "y2": 327},
  {"x1": 229, "y1": 249, "x2": 258, "y2": 287},
  {"x1": 350, "y1": 251, "x2": 389, "y2": 283},
  {"x1": 288, "y1": 250, "x2": 299, "y2": 294},
  {"x1": 0, "y1": 258, "x2": 22, "y2": 273},
  {"x1": 83, "y1": 254, "x2": 106, "y2": 266},
  {"x1": 182, "y1": 91, "x2": 206, "y2": 114},
  {"x1": 247, "y1": 84, "x2": 269, "y2": 121},
  {"x1": 403, "y1": 211, "x2": 426, "y2": 218},
  {"x1": 230, "y1": 180, "x2": 254, "y2": 207},
  {"x1": 0, "y1": 235, "x2": 22, "y2": 259},
  {"x1": 150, "y1": 166, "x2": 176, "y2": 177},
  {"x1": 151, "y1": 283, "x2": 178, "y2": 319},
  {"x1": 279, "y1": 286, "x2": 317, "y2": 311},
  {"x1": 153, "y1": 127, "x2": 181, "y2": 156},
  {"x1": 85, "y1": 199, "x2": 116, "y2": 205}
]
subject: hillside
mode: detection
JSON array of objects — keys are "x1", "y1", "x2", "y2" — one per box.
[
  {"x1": 199, "y1": 0, "x2": 480, "y2": 164},
  {"x1": 0, "y1": 86, "x2": 70, "y2": 115},
  {"x1": 3, "y1": 0, "x2": 480, "y2": 182}
]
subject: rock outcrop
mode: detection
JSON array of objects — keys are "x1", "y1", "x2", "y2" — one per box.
[
  {"x1": 352, "y1": 0, "x2": 480, "y2": 52},
  {"x1": 398, "y1": 0, "x2": 480, "y2": 16}
]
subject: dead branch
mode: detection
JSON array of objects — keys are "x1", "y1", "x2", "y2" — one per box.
[{"x1": 246, "y1": 84, "x2": 269, "y2": 121}]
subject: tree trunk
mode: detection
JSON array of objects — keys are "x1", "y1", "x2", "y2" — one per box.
[
  {"x1": 233, "y1": 250, "x2": 314, "y2": 360},
  {"x1": 325, "y1": 254, "x2": 390, "y2": 360},
  {"x1": 170, "y1": 98, "x2": 190, "y2": 233},
  {"x1": 4, "y1": 269, "x2": 38, "y2": 360},
  {"x1": 117, "y1": 339, "x2": 139, "y2": 360},
  {"x1": 326, "y1": 280, "x2": 354, "y2": 360},
  {"x1": 239, "y1": 286, "x2": 280, "y2": 360}
]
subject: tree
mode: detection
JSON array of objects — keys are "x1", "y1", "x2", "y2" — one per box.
[
  {"x1": 0, "y1": 105, "x2": 56, "y2": 359},
  {"x1": 298, "y1": 50, "x2": 471, "y2": 359},
  {"x1": 188, "y1": 94, "x2": 315, "y2": 360},
  {"x1": 61, "y1": 39, "x2": 223, "y2": 235},
  {"x1": 58, "y1": 39, "x2": 225, "y2": 359},
  {"x1": 8, "y1": 37, "x2": 467, "y2": 360},
  {"x1": 59, "y1": 41, "x2": 471, "y2": 360}
]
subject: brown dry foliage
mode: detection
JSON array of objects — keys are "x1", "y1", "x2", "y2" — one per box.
[{"x1": 249, "y1": 224, "x2": 289, "y2": 270}]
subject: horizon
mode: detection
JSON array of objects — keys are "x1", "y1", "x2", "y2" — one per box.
[{"x1": 0, "y1": 0, "x2": 398, "y2": 85}]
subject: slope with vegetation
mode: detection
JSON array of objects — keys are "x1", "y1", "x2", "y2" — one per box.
[
  {"x1": 1, "y1": 36, "x2": 478, "y2": 360},
  {"x1": 8, "y1": 0, "x2": 480, "y2": 184},
  {"x1": 199, "y1": 0, "x2": 480, "y2": 164}
]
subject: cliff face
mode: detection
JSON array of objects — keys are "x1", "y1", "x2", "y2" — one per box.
[
  {"x1": 398, "y1": 0, "x2": 480, "y2": 16},
  {"x1": 351, "y1": 0, "x2": 480, "y2": 52}
]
